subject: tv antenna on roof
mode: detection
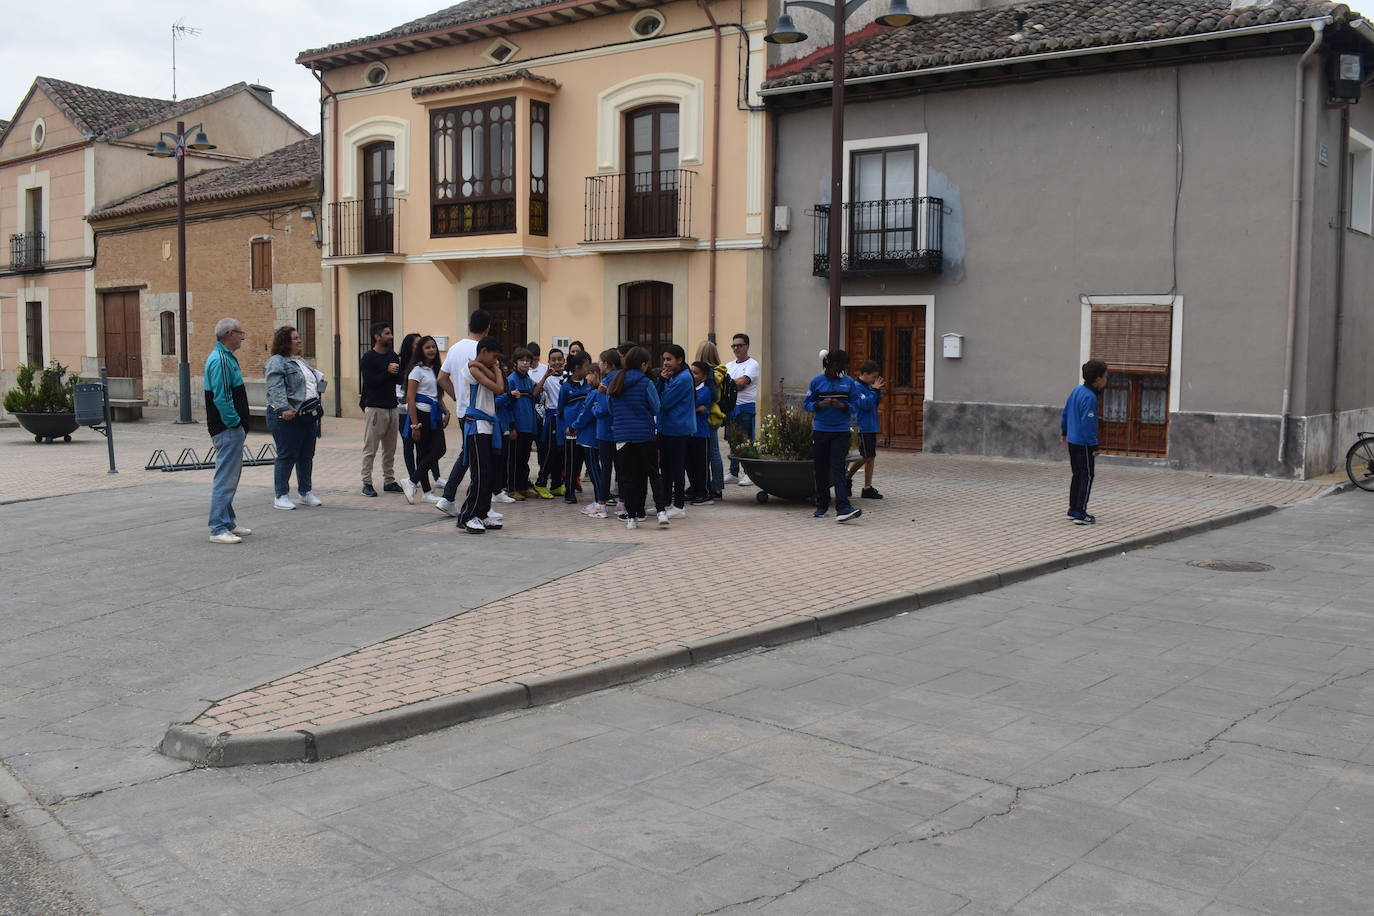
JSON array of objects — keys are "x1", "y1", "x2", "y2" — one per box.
[{"x1": 171, "y1": 19, "x2": 202, "y2": 101}]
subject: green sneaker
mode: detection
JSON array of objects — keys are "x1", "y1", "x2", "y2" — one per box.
[
  {"x1": 550, "y1": 485, "x2": 566, "y2": 496},
  {"x1": 531, "y1": 484, "x2": 554, "y2": 499}
]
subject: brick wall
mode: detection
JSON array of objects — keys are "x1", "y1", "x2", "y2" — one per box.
[{"x1": 92, "y1": 198, "x2": 327, "y2": 411}]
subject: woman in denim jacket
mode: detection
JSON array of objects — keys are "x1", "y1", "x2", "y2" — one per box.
[{"x1": 265, "y1": 325, "x2": 328, "y2": 510}]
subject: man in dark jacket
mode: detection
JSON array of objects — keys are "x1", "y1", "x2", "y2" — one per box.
[
  {"x1": 205, "y1": 317, "x2": 252, "y2": 544},
  {"x1": 359, "y1": 321, "x2": 401, "y2": 497}
]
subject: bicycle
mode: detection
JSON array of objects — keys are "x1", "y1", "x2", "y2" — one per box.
[{"x1": 1346, "y1": 432, "x2": 1374, "y2": 490}]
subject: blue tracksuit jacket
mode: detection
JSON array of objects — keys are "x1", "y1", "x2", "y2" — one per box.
[
  {"x1": 657, "y1": 369, "x2": 695, "y2": 437},
  {"x1": 803, "y1": 372, "x2": 858, "y2": 433},
  {"x1": 1061, "y1": 384, "x2": 1100, "y2": 447},
  {"x1": 499, "y1": 371, "x2": 538, "y2": 434},
  {"x1": 852, "y1": 381, "x2": 882, "y2": 434}
]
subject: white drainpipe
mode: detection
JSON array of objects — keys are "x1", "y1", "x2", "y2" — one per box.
[{"x1": 1278, "y1": 21, "x2": 1326, "y2": 472}]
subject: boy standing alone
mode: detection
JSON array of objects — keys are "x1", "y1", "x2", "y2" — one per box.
[{"x1": 1061, "y1": 359, "x2": 1109, "y2": 525}]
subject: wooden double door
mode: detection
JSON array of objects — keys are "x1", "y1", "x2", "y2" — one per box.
[
  {"x1": 102, "y1": 291, "x2": 142, "y2": 389},
  {"x1": 479, "y1": 284, "x2": 528, "y2": 358},
  {"x1": 844, "y1": 305, "x2": 925, "y2": 449}
]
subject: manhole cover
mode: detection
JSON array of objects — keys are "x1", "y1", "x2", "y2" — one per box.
[{"x1": 1188, "y1": 560, "x2": 1274, "y2": 572}]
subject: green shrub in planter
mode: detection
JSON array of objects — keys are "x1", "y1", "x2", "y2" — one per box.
[{"x1": 3, "y1": 362, "x2": 81, "y2": 414}]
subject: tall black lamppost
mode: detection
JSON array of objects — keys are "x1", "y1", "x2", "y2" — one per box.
[
  {"x1": 149, "y1": 122, "x2": 216, "y2": 424},
  {"x1": 766, "y1": 0, "x2": 918, "y2": 351}
]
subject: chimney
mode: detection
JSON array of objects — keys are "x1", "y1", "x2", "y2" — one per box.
[{"x1": 247, "y1": 84, "x2": 274, "y2": 107}]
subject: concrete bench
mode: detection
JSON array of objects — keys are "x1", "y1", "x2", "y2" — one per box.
[
  {"x1": 244, "y1": 380, "x2": 268, "y2": 432},
  {"x1": 106, "y1": 376, "x2": 146, "y2": 422}
]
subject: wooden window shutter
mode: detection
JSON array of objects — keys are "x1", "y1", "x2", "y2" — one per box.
[
  {"x1": 251, "y1": 239, "x2": 272, "y2": 290},
  {"x1": 1090, "y1": 306, "x2": 1172, "y2": 374}
]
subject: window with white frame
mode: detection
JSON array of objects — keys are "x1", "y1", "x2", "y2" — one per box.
[{"x1": 1349, "y1": 129, "x2": 1373, "y2": 234}]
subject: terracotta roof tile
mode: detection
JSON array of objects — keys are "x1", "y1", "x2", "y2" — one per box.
[
  {"x1": 763, "y1": 0, "x2": 1354, "y2": 91},
  {"x1": 299, "y1": 0, "x2": 557, "y2": 60},
  {"x1": 89, "y1": 136, "x2": 321, "y2": 220}
]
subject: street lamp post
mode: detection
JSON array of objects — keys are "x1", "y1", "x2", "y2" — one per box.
[
  {"x1": 766, "y1": 0, "x2": 917, "y2": 351},
  {"x1": 148, "y1": 121, "x2": 216, "y2": 424}
]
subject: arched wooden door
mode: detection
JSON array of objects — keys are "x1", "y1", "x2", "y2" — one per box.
[
  {"x1": 479, "y1": 283, "x2": 528, "y2": 357},
  {"x1": 845, "y1": 305, "x2": 925, "y2": 449}
]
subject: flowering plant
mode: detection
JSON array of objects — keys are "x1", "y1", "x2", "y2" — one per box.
[{"x1": 728, "y1": 395, "x2": 813, "y2": 462}]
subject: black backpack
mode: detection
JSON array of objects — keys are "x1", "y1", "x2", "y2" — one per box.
[{"x1": 717, "y1": 370, "x2": 739, "y2": 415}]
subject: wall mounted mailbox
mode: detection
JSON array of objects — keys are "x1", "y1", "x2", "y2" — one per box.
[{"x1": 942, "y1": 333, "x2": 963, "y2": 358}]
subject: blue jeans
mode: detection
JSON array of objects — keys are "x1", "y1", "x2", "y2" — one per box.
[
  {"x1": 268, "y1": 412, "x2": 317, "y2": 498},
  {"x1": 727, "y1": 404, "x2": 756, "y2": 475},
  {"x1": 813, "y1": 430, "x2": 853, "y2": 514},
  {"x1": 706, "y1": 427, "x2": 724, "y2": 492},
  {"x1": 209, "y1": 425, "x2": 247, "y2": 534}
]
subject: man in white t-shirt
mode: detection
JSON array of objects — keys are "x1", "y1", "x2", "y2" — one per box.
[
  {"x1": 434, "y1": 309, "x2": 491, "y2": 514},
  {"x1": 726, "y1": 332, "x2": 761, "y2": 485}
]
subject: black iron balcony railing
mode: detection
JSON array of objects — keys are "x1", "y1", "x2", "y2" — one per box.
[
  {"x1": 812, "y1": 197, "x2": 944, "y2": 277},
  {"x1": 10, "y1": 232, "x2": 45, "y2": 271},
  {"x1": 329, "y1": 198, "x2": 403, "y2": 257},
  {"x1": 584, "y1": 169, "x2": 695, "y2": 242}
]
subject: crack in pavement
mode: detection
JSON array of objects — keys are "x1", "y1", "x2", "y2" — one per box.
[
  {"x1": 694, "y1": 665, "x2": 1374, "y2": 914},
  {"x1": 1213, "y1": 738, "x2": 1374, "y2": 769},
  {"x1": 46, "y1": 768, "x2": 193, "y2": 810}
]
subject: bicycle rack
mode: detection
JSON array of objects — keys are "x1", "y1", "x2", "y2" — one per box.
[{"x1": 144, "y1": 443, "x2": 276, "y2": 472}]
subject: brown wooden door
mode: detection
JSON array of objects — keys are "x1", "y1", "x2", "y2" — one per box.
[
  {"x1": 101, "y1": 291, "x2": 142, "y2": 389},
  {"x1": 845, "y1": 305, "x2": 925, "y2": 449},
  {"x1": 1099, "y1": 372, "x2": 1169, "y2": 456},
  {"x1": 362, "y1": 141, "x2": 395, "y2": 254},
  {"x1": 624, "y1": 105, "x2": 680, "y2": 238},
  {"x1": 479, "y1": 284, "x2": 528, "y2": 358}
]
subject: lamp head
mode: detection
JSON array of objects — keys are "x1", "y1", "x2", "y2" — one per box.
[
  {"x1": 875, "y1": 0, "x2": 919, "y2": 27},
  {"x1": 764, "y1": 10, "x2": 807, "y2": 44},
  {"x1": 188, "y1": 129, "x2": 216, "y2": 151},
  {"x1": 148, "y1": 139, "x2": 173, "y2": 158}
]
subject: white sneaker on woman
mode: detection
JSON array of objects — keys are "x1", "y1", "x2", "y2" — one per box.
[
  {"x1": 273, "y1": 495, "x2": 296, "y2": 510},
  {"x1": 626, "y1": 517, "x2": 638, "y2": 529},
  {"x1": 657, "y1": 510, "x2": 671, "y2": 527},
  {"x1": 299, "y1": 492, "x2": 322, "y2": 507},
  {"x1": 666, "y1": 506, "x2": 686, "y2": 519},
  {"x1": 401, "y1": 479, "x2": 416, "y2": 504},
  {"x1": 738, "y1": 471, "x2": 752, "y2": 487},
  {"x1": 424, "y1": 491, "x2": 442, "y2": 504}
]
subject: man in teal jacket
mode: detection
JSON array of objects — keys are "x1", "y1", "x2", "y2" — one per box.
[{"x1": 205, "y1": 317, "x2": 252, "y2": 543}]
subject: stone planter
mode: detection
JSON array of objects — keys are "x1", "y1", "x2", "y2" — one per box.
[
  {"x1": 732, "y1": 456, "x2": 816, "y2": 503},
  {"x1": 13, "y1": 411, "x2": 79, "y2": 443}
]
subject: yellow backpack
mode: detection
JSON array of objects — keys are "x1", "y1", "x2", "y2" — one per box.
[{"x1": 708, "y1": 365, "x2": 729, "y2": 427}]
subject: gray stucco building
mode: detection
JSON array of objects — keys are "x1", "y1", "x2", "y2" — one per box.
[{"x1": 762, "y1": 0, "x2": 1374, "y2": 478}]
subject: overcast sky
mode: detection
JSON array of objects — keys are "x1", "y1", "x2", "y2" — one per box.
[{"x1": 0, "y1": 0, "x2": 449, "y2": 133}]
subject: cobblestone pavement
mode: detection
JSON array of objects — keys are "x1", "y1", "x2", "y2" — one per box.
[{"x1": 0, "y1": 415, "x2": 1327, "y2": 742}]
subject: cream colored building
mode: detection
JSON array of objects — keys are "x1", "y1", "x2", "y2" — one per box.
[
  {"x1": 298, "y1": 0, "x2": 771, "y2": 416},
  {"x1": 0, "y1": 78, "x2": 308, "y2": 405}
]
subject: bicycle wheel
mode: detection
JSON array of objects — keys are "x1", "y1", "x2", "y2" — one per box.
[{"x1": 1346, "y1": 437, "x2": 1374, "y2": 491}]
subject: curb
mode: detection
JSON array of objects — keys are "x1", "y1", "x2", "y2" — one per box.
[
  {"x1": 159, "y1": 502, "x2": 1282, "y2": 767},
  {"x1": 0, "y1": 761, "x2": 143, "y2": 916}
]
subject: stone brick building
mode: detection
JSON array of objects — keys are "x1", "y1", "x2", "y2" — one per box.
[{"x1": 88, "y1": 136, "x2": 325, "y2": 409}]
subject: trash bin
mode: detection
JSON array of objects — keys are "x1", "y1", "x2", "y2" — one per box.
[{"x1": 74, "y1": 383, "x2": 106, "y2": 426}]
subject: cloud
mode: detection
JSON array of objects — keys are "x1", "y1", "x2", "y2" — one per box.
[{"x1": 0, "y1": 0, "x2": 442, "y2": 130}]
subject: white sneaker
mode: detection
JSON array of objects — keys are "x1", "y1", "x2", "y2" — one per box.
[
  {"x1": 273, "y1": 495, "x2": 296, "y2": 510},
  {"x1": 738, "y1": 471, "x2": 752, "y2": 487},
  {"x1": 486, "y1": 510, "x2": 503, "y2": 520},
  {"x1": 299, "y1": 492, "x2": 322, "y2": 507},
  {"x1": 424, "y1": 491, "x2": 442, "y2": 503},
  {"x1": 208, "y1": 531, "x2": 242, "y2": 544},
  {"x1": 231, "y1": 526, "x2": 252, "y2": 537},
  {"x1": 724, "y1": 473, "x2": 738, "y2": 484},
  {"x1": 401, "y1": 479, "x2": 416, "y2": 504},
  {"x1": 493, "y1": 491, "x2": 517, "y2": 503},
  {"x1": 464, "y1": 518, "x2": 486, "y2": 533},
  {"x1": 434, "y1": 497, "x2": 458, "y2": 517},
  {"x1": 434, "y1": 477, "x2": 447, "y2": 488},
  {"x1": 591, "y1": 507, "x2": 609, "y2": 519},
  {"x1": 666, "y1": 506, "x2": 686, "y2": 519},
  {"x1": 657, "y1": 510, "x2": 671, "y2": 527},
  {"x1": 626, "y1": 517, "x2": 638, "y2": 529}
]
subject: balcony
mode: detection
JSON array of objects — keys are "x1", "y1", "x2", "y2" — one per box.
[
  {"x1": 432, "y1": 197, "x2": 515, "y2": 237},
  {"x1": 584, "y1": 170, "x2": 696, "y2": 245},
  {"x1": 328, "y1": 199, "x2": 403, "y2": 260},
  {"x1": 812, "y1": 197, "x2": 944, "y2": 277},
  {"x1": 10, "y1": 232, "x2": 45, "y2": 271}
]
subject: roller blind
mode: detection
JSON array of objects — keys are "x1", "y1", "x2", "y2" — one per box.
[{"x1": 1090, "y1": 305, "x2": 1172, "y2": 374}]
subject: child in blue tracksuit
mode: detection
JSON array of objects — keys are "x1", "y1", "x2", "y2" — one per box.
[
  {"x1": 498, "y1": 348, "x2": 538, "y2": 499},
  {"x1": 656, "y1": 344, "x2": 695, "y2": 515},
  {"x1": 685, "y1": 360, "x2": 715, "y2": 505},
  {"x1": 593, "y1": 349, "x2": 623, "y2": 508},
  {"x1": 1061, "y1": 359, "x2": 1108, "y2": 524},
  {"x1": 556, "y1": 354, "x2": 591, "y2": 504},
  {"x1": 573, "y1": 364, "x2": 609, "y2": 517},
  {"x1": 846, "y1": 359, "x2": 887, "y2": 500},
  {"x1": 804, "y1": 349, "x2": 861, "y2": 522},
  {"x1": 608, "y1": 346, "x2": 665, "y2": 529}
]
